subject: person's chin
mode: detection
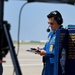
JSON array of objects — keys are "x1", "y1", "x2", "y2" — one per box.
[{"x1": 51, "y1": 28, "x2": 54, "y2": 31}]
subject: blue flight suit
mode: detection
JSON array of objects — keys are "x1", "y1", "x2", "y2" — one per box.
[
  {"x1": 42, "y1": 26, "x2": 64, "y2": 75},
  {"x1": 42, "y1": 30, "x2": 56, "y2": 75}
]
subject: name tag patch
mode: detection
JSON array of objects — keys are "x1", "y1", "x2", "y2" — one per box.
[{"x1": 50, "y1": 45, "x2": 53, "y2": 52}]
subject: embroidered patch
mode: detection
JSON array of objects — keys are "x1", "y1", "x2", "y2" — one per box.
[{"x1": 50, "y1": 45, "x2": 53, "y2": 52}]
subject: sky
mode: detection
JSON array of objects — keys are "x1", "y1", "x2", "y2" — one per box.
[{"x1": 4, "y1": 0, "x2": 75, "y2": 41}]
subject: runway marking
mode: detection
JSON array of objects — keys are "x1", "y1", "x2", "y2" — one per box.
[
  {"x1": 3, "y1": 59, "x2": 41, "y2": 61},
  {"x1": 3, "y1": 64, "x2": 43, "y2": 67}
]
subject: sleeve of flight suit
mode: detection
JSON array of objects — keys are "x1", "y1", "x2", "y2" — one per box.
[{"x1": 43, "y1": 31, "x2": 54, "y2": 57}]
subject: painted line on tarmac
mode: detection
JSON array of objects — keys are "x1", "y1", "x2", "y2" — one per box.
[
  {"x1": 3, "y1": 64, "x2": 42, "y2": 67},
  {"x1": 3, "y1": 59, "x2": 41, "y2": 61}
]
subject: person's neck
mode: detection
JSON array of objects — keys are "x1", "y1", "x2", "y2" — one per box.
[
  {"x1": 54, "y1": 25, "x2": 63, "y2": 32},
  {"x1": 59, "y1": 25, "x2": 63, "y2": 28}
]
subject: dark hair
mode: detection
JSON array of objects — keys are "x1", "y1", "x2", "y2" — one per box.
[{"x1": 47, "y1": 10, "x2": 63, "y2": 25}]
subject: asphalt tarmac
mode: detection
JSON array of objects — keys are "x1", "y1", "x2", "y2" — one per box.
[{"x1": 2, "y1": 44, "x2": 44, "y2": 75}]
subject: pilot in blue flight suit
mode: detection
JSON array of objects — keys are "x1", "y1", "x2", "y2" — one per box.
[{"x1": 35, "y1": 10, "x2": 63, "y2": 75}]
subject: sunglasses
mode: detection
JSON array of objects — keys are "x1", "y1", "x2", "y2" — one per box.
[{"x1": 48, "y1": 22, "x2": 54, "y2": 25}]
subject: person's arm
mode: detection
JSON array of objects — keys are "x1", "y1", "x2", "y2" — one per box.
[
  {"x1": 35, "y1": 44, "x2": 54, "y2": 57},
  {"x1": 37, "y1": 50, "x2": 46, "y2": 56},
  {"x1": 35, "y1": 48, "x2": 54, "y2": 58},
  {"x1": 35, "y1": 43, "x2": 46, "y2": 56},
  {"x1": 45, "y1": 51, "x2": 54, "y2": 57}
]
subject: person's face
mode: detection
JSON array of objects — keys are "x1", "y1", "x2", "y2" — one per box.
[{"x1": 48, "y1": 17, "x2": 60, "y2": 31}]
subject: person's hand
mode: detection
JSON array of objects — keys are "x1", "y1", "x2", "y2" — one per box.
[
  {"x1": 34, "y1": 46, "x2": 41, "y2": 54},
  {"x1": 39, "y1": 50, "x2": 46, "y2": 56},
  {"x1": 35, "y1": 46, "x2": 46, "y2": 56},
  {"x1": 35, "y1": 45, "x2": 40, "y2": 50}
]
